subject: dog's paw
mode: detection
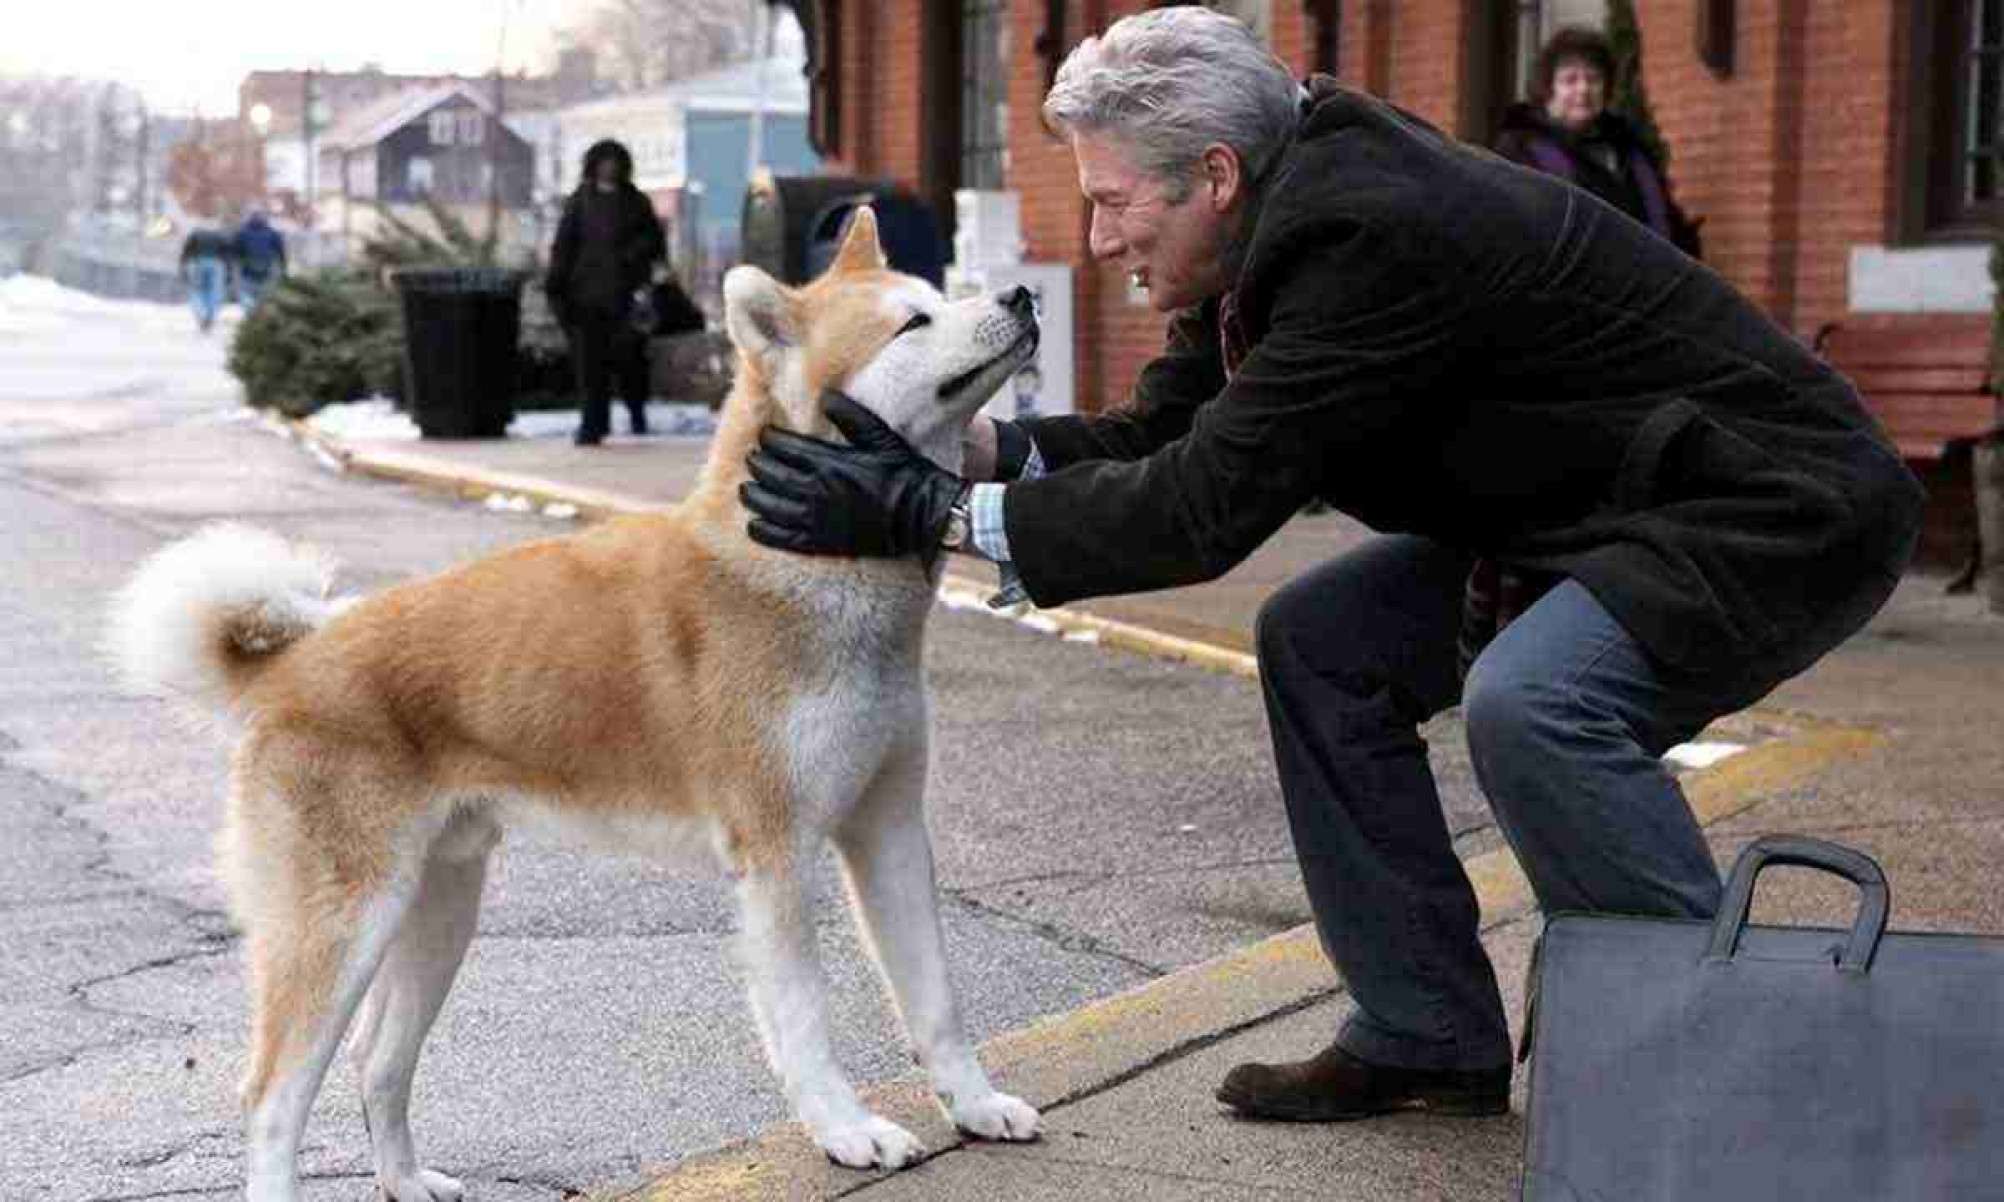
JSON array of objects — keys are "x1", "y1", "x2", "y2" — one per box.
[
  {"x1": 815, "y1": 1115, "x2": 925, "y2": 1170},
  {"x1": 380, "y1": 1168, "x2": 464, "y2": 1201},
  {"x1": 951, "y1": 1090, "x2": 1042, "y2": 1143}
]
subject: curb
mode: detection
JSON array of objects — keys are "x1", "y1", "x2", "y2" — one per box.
[{"x1": 276, "y1": 423, "x2": 1885, "y2": 1200}]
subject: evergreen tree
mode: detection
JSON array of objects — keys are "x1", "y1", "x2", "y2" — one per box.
[{"x1": 1606, "y1": 0, "x2": 1669, "y2": 165}]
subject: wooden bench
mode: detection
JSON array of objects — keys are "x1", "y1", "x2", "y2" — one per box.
[{"x1": 1812, "y1": 313, "x2": 1999, "y2": 462}]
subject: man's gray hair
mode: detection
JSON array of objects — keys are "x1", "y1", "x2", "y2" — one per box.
[{"x1": 1042, "y1": 8, "x2": 1301, "y2": 196}]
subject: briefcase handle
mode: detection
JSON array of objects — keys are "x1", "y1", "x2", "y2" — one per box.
[{"x1": 1703, "y1": 835, "x2": 1890, "y2": 974}]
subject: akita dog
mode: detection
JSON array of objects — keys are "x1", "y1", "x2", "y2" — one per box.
[{"x1": 108, "y1": 208, "x2": 1042, "y2": 1201}]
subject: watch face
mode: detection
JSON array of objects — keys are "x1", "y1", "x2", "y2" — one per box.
[{"x1": 944, "y1": 510, "x2": 971, "y2": 550}]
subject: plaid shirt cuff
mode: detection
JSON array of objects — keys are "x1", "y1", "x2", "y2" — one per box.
[{"x1": 969, "y1": 443, "x2": 1043, "y2": 608}]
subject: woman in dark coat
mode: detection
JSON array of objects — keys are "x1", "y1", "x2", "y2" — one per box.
[
  {"x1": 544, "y1": 138, "x2": 667, "y2": 445},
  {"x1": 1493, "y1": 27, "x2": 1702, "y2": 259}
]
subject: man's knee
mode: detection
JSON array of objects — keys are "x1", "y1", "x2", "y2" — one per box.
[
  {"x1": 1256, "y1": 573, "x2": 1367, "y2": 681},
  {"x1": 1461, "y1": 659, "x2": 1567, "y2": 775}
]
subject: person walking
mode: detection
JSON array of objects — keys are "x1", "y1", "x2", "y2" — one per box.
[
  {"x1": 231, "y1": 210, "x2": 287, "y2": 311},
  {"x1": 1492, "y1": 26, "x2": 1701, "y2": 258},
  {"x1": 740, "y1": 7, "x2": 1921, "y2": 1123},
  {"x1": 178, "y1": 225, "x2": 235, "y2": 333},
  {"x1": 543, "y1": 138, "x2": 667, "y2": 446}
]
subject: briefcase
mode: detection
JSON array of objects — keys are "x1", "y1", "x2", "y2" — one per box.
[{"x1": 1520, "y1": 834, "x2": 2004, "y2": 1200}]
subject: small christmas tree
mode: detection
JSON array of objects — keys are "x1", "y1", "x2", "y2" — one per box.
[{"x1": 1606, "y1": 0, "x2": 1669, "y2": 165}]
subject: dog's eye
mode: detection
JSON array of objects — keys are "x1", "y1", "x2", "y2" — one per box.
[{"x1": 896, "y1": 312, "x2": 932, "y2": 338}]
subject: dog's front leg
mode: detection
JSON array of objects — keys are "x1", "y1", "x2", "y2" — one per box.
[
  {"x1": 735, "y1": 852, "x2": 925, "y2": 1169},
  {"x1": 833, "y1": 747, "x2": 1041, "y2": 1145}
]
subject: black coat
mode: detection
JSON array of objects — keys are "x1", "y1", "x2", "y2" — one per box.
[
  {"x1": 1005, "y1": 79, "x2": 1921, "y2": 678},
  {"x1": 544, "y1": 183, "x2": 666, "y2": 323},
  {"x1": 1492, "y1": 103, "x2": 1701, "y2": 259}
]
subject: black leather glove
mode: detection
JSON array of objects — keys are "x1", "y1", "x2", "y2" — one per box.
[{"x1": 742, "y1": 389, "x2": 970, "y2": 566}]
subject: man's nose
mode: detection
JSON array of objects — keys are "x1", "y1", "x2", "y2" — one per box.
[
  {"x1": 1087, "y1": 209, "x2": 1122, "y2": 260},
  {"x1": 1001, "y1": 285, "x2": 1034, "y2": 317}
]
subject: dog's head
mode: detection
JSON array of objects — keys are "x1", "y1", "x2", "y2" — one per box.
[{"x1": 721, "y1": 207, "x2": 1040, "y2": 472}]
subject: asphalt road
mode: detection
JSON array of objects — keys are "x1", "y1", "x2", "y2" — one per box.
[{"x1": 0, "y1": 289, "x2": 1487, "y2": 1200}]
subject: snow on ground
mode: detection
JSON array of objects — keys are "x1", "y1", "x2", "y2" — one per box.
[
  {"x1": 307, "y1": 396, "x2": 718, "y2": 442},
  {"x1": 0, "y1": 273, "x2": 231, "y2": 335}
]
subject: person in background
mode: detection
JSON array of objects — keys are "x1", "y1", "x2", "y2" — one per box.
[
  {"x1": 231, "y1": 210, "x2": 287, "y2": 311},
  {"x1": 178, "y1": 225, "x2": 235, "y2": 333},
  {"x1": 544, "y1": 138, "x2": 667, "y2": 446},
  {"x1": 1492, "y1": 26, "x2": 1701, "y2": 259}
]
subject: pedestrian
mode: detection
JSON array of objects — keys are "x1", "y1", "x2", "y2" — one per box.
[
  {"x1": 1492, "y1": 26, "x2": 1702, "y2": 258},
  {"x1": 543, "y1": 138, "x2": 667, "y2": 446},
  {"x1": 177, "y1": 225, "x2": 234, "y2": 333},
  {"x1": 231, "y1": 210, "x2": 287, "y2": 311},
  {"x1": 740, "y1": 7, "x2": 1923, "y2": 1124}
]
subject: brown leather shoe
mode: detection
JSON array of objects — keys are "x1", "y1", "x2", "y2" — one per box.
[{"x1": 1215, "y1": 1042, "x2": 1509, "y2": 1121}]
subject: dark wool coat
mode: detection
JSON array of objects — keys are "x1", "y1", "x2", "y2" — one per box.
[
  {"x1": 1006, "y1": 79, "x2": 1922, "y2": 678},
  {"x1": 544, "y1": 146, "x2": 666, "y2": 323},
  {"x1": 1492, "y1": 102, "x2": 1702, "y2": 259}
]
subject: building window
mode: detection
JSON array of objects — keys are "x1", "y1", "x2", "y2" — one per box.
[
  {"x1": 459, "y1": 111, "x2": 485, "y2": 145},
  {"x1": 428, "y1": 110, "x2": 454, "y2": 146},
  {"x1": 1461, "y1": 0, "x2": 1544, "y2": 144},
  {"x1": 407, "y1": 156, "x2": 434, "y2": 195},
  {"x1": 959, "y1": 0, "x2": 1008, "y2": 191},
  {"x1": 1911, "y1": 0, "x2": 2004, "y2": 240}
]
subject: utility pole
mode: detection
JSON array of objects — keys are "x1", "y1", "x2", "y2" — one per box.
[
  {"x1": 303, "y1": 69, "x2": 317, "y2": 263},
  {"x1": 133, "y1": 98, "x2": 149, "y2": 231}
]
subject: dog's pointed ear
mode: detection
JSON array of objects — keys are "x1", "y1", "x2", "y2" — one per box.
[
  {"x1": 829, "y1": 205, "x2": 886, "y2": 274},
  {"x1": 723, "y1": 265, "x2": 798, "y2": 366}
]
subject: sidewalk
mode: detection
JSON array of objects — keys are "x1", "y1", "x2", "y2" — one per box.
[{"x1": 299, "y1": 419, "x2": 2004, "y2": 1201}]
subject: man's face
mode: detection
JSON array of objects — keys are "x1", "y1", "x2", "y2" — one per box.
[
  {"x1": 1072, "y1": 129, "x2": 1235, "y2": 313},
  {"x1": 1545, "y1": 60, "x2": 1606, "y2": 132},
  {"x1": 593, "y1": 157, "x2": 620, "y2": 189}
]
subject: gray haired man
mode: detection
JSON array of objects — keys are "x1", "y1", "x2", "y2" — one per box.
[{"x1": 743, "y1": 7, "x2": 1920, "y2": 1122}]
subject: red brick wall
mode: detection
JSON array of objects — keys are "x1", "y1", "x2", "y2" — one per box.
[{"x1": 830, "y1": 0, "x2": 1928, "y2": 400}]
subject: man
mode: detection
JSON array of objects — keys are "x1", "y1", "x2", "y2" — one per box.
[
  {"x1": 742, "y1": 9, "x2": 1921, "y2": 1121},
  {"x1": 178, "y1": 225, "x2": 235, "y2": 333},
  {"x1": 231, "y1": 210, "x2": 287, "y2": 311},
  {"x1": 544, "y1": 138, "x2": 667, "y2": 446}
]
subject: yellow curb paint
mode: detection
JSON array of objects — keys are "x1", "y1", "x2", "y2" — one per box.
[{"x1": 937, "y1": 576, "x2": 1261, "y2": 679}]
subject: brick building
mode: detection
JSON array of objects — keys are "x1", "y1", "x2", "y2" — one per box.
[{"x1": 783, "y1": 0, "x2": 1996, "y2": 557}]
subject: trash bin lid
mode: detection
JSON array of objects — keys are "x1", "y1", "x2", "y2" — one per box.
[{"x1": 390, "y1": 267, "x2": 528, "y2": 294}]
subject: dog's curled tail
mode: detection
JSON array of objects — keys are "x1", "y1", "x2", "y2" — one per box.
[{"x1": 108, "y1": 523, "x2": 338, "y2": 713}]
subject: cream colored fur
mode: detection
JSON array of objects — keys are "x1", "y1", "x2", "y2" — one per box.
[{"x1": 107, "y1": 209, "x2": 1041, "y2": 1201}]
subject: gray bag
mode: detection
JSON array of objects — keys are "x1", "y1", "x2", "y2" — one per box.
[{"x1": 1520, "y1": 834, "x2": 2004, "y2": 1200}]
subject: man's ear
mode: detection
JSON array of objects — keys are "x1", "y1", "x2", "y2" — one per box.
[
  {"x1": 1199, "y1": 143, "x2": 1245, "y2": 213},
  {"x1": 722, "y1": 265, "x2": 798, "y2": 367}
]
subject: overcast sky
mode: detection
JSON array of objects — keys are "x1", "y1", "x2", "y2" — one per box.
[{"x1": 0, "y1": 0, "x2": 577, "y2": 115}]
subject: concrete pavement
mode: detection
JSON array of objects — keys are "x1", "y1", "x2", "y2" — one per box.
[{"x1": 299, "y1": 415, "x2": 2004, "y2": 1201}]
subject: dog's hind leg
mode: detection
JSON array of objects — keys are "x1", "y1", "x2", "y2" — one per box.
[
  {"x1": 734, "y1": 839, "x2": 925, "y2": 1170},
  {"x1": 235, "y1": 849, "x2": 420, "y2": 1202},
  {"x1": 831, "y1": 742, "x2": 1040, "y2": 1144},
  {"x1": 349, "y1": 812, "x2": 497, "y2": 1202}
]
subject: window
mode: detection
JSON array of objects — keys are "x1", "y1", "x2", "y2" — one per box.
[
  {"x1": 459, "y1": 111, "x2": 484, "y2": 145},
  {"x1": 427, "y1": 110, "x2": 454, "y2": 145},
  {"x1": 1909, "y1": 0, "x2": 2004, "y2": 239},
  {"x1": 959, "y1": 0, "x2": 1008, "y2": 191},
  {"x1": 1459, "y1": 0, "x2": 1542, "y2": 143},
  {"x1": 407, "y1": 155, "x2": 433, "y2": 195}
]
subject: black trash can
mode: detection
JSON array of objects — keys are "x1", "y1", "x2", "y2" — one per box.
[{"x1": 392, "y1": 267, "x2": 527, "y2": 438}]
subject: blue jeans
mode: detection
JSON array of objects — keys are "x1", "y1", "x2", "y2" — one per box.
[
  {"x1": 1255, "y1": 534, "x2": 1900, "y2": 1071},
  {"x1": 187, "y1": 258, "x2": 226, "y2": 330},
  {"x1": 239, "y1": 270, "x2": 274, "y2": 311}
]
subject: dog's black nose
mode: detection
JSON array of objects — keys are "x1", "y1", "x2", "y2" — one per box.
[{"x1": 1001, "y1": 285, "x2": 1035, "y2": 316}]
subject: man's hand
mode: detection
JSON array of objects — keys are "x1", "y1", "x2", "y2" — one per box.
[{"x1": 743, "y1": 390, "x2": 969, "y2": 564}]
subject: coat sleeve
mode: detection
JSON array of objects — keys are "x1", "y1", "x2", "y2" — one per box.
[
  {"x1": 620, "y1": 196, "x2": 667, "y2": 284},
  {"x1": 1003, "y1": 218, "x2": 1467, "y2": 607},
  {"x1": 1016, "y1": 300, "x2": 1227, "y2": 470},
  {"x1": 544, "y1": 199, "x2": 580, "y2": 309}
]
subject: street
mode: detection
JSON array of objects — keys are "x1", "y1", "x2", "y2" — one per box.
[{"x1": 0, "y1": 285, "x2": 1497, "y2": 1199}]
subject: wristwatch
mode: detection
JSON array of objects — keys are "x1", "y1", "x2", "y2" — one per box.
[{"x1": 940, "y1": 487, "x2": 973, "y2": 552}]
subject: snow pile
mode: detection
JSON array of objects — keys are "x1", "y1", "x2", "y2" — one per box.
[{"x1": 307, "y1": 397, "x2": 718, "y2": 443}]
